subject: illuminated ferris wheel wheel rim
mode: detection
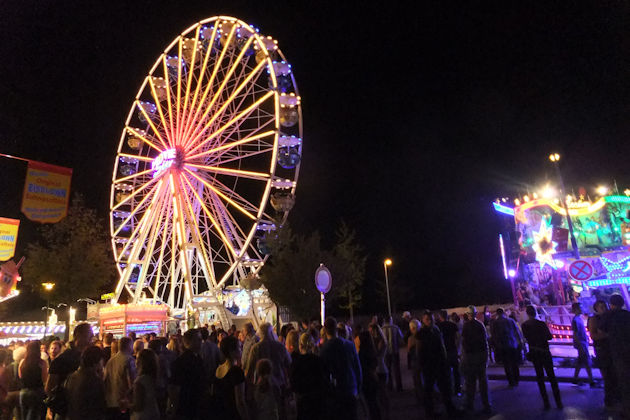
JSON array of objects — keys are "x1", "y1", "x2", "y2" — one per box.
[{"x1": 109, "y1": 16, "x2": 302, "y2": 311}]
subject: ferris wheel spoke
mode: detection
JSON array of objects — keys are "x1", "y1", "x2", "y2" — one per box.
[
  {"x1": 183, "y1": 58, "x2": 268, "y2": 151},
  {"x1": 126, "y1": 127, "x2": 164, "y2": 154},
  {"x1": 205, "y1": 107, "x2": 276, "y2": 161},
  {"x1": 118, "y1": 153, "x2": 154, "y2": 162},
  {"x1": 112, "y1": 180, "x2": 163, "y2": 238},
  {"x1": 112, "y1": 175, "x2": 160, "y2": 211},
  {"x1": 113, "y1": 167, "x2": 155, "y2": 185},
  {"x1": 132, "y1": 185, "x2": 171, "y2": 301},
  {"x1": 185, "y1": 25, "x2": 218, "y2": 133},
  {"x1": 182, "y1": 34, "x2": 256, "y2": 148},
  {"x1": 180, "y1": 173, "x2": 238, "y2": 258},
  {"x1": 161, "y1": 56, "x2": 177, "y2": 144},
  {"x1": 186, "y1": 90, "x2": 274, "y2": 156},
  {"x1": 147, "y1": 76, "x2": 175, "y2": 147},
  {"x1": 180, "y1": 27, "x2": 201, "y2": 134},
  {"x1": 193, "y1": 58, "x2": 267, "y2": 146},
  {"x1": 184, "y1": 168, "x2": 257, "y2": 221},
  {"x1": 186, "y1": 163, "x2": 269, "y2": 182},
  {"x1": 178, "y1": 176, "x2": 218, "y2": 287},
  {"x1": 181, "y1": 23, "x2": 237, "y2": 149},
  {"x1": 210, "y1": 146, "x2": 275, "y2": 168},
  {"x1": 185, "y1": 129, "x2": 275, "y2": 162},
  {"x1": 134, "y1": 100, "x2": 170, "y2": 150}
]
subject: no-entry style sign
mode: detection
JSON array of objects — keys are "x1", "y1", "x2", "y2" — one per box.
[{"x1": 569, "y1": 260, "x2": 594, "y2": 281}]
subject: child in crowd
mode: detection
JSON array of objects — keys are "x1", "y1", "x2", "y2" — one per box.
[{"x1": 254, "y1": 359, "x2": 280, "y2": 420}]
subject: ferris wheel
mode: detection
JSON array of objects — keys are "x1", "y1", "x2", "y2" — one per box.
[{"x1": 109, "y1": 16, "x2": 302, "y2": 313}]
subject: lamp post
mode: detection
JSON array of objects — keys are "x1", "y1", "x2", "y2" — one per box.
[
  {"x1": 383, "y1": 259, "x2": 393, "y2": 319},
  {"x1": 42, "y1": 282, "x2": 55, "y2": 338},
  {"x1": 549, "y1": 153, "x2": 580, "y2": 259}
]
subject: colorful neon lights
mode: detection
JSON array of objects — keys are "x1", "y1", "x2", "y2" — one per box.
[
  {"x1": 532, "y1": 221, "x2": 557, "y2": 269},
  {"x1": 493, "y1": 202, "x2": 515, "y2": 216},
  {"x1": 499, "y1": 234, "x2": 508, "y2": 280}
]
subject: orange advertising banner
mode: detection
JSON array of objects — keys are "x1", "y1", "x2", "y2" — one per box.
[
  {"x1": 0, "y1": 218, "x2": 20, "y2": 261},
  {"x1": 21, "y1": 161, "x2": 72, "y2": 223}
]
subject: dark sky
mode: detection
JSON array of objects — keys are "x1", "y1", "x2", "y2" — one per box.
[{"x1": 1, "y1": 1, "x2": 630, "y2": 311}]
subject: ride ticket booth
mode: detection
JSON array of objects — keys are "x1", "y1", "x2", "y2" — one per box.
[{"x1": 94, "y1": 302, "x2": 170, "y2": 338}]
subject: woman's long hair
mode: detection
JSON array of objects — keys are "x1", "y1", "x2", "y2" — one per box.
[{"x1": 22, "y1": 341, "x2": 42, "y2": 370}]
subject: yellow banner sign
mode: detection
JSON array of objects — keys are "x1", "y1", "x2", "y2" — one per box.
[
  {"x1": 0, "y1": 218, "x2": 20, "y2": 261},
  {"x1": 21, "y1": 161, "x2": 72, "y2": 223}
]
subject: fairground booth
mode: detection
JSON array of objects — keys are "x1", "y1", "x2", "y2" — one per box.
[{"x1": 88, "y1": 300, "x2": 170, "y2": 338}]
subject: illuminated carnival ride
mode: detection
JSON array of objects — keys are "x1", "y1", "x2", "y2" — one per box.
[
  {"x1": 99, "y1": 16, "x2": 302, "y2": 334},
  {"x1": 494, "y1": 189, "x2": 630, "y2": 310}
]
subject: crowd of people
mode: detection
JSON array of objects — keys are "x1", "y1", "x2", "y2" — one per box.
[{"x1": 0, "y1": 293, "x2": 626, "y2": 420}]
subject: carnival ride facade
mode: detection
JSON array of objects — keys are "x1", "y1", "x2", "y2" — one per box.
[
  {"x1": 494, "y1": 193, "x2": 630, "y2": 309},
  {"x1": 104, "y1": 16, "x2": 302, "y2": 329}
]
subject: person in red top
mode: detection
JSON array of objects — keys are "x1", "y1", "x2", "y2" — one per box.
[{"x1": 521, "y1": 305, "x2": 562, "y2": 410}]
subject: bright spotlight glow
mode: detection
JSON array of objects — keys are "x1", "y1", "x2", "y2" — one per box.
[
  {"x1": 508, "y1": 269, "x2": 516, "y2": 278},
  {"x1": 541, "y1": 185, "x2": 556, "y2": 199},
  {"x1": 549, "y1": 153, "x2": 560, "y2": 162},
  {"x1": 555, "y1": 260, "x2": 565, "y2": 268},
  {"x1": 596, "y1": 186, "x2": 609, "y2": 196},
  {"x1": 384, "y1": 259, "x2": 392, "y2": 266}
]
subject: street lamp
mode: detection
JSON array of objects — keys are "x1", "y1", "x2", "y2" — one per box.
[
  {"x1": 548, "y1": 153, "x2": 580, "y2": 259},
  {"x1": 42, "y1": 283, "x2": 55, "y2": 338},
  {"x1": 383, "y1": 259, "x2": 393, "y2": 319}
]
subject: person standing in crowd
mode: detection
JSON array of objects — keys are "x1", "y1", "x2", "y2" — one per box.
[
  {"x1": 490, "y1": 308, "x2": 522, "y2": 387},
  {"x1": 214, "y1": 335, "x2": 248, "y2": 420},
  {"x1": 254, "y1": 359, "x2": 280, "y2": 420},
  {"x1": 46, "y1": 323, "x2": 94, "y2": 418},
  {"x1": 588, "y1": 300, "x2": 618, "y2": 408},
  {"x1": 381, "y1": 316, "x2": 403, "y2": 392},
  {"x1": 369, "y1": 323, "x2": 390, "y2": 418},
  {"x1": 168, "y1": 329, "x2": 206, "y2": 419},
  {"x1": 461, "y1": 306, "x2": 491, "y2": 414},
  {"x1": 246, "y1": 323, "x2": 291, "y2": 420},
  {"x1": 407, "y1": 319, "x2": 422, "y2": 402},
  {"x1": 104, "y1": 336, "x2": 136, "y2": 420},
  {"x1": 18, "y1": 341, "x2": 47, "y2": 420},
  {"x1": 358, "y1": 331, "x2": 381, "y2": 420},
  {"x1": 601, "y1": 294, "x2": 630, "y2": 418},
  {"x1": 436, "y1": 310, "x2": 461, "y2": 396},
  {"x1": 102, "y1": 333, "x2": 114, "y2": 364},
  {"x1": 126, "y1": 349, "x2": 159, "y2": 420},
  {"x1": 199, "y1": 327, "x2": 221, "y2": 386},
  {"x1": 147, "y1": 339, "x2": 170, "y2": 418},
  {"x1": 285, "y1": 330, "x2": 299, "y2": 355},
  {"x1": 570, "y1": 303, "x2": 595, "y2": 386},
  {"x1": 65, "y1": 345, "x2": 106, "y2": 420},
  {"x1": 241, "y1": 323, "x2": 258, "y2": 374},
  {"x1": 320, "y1": 317, "x2": 362, "y2": 420},
  {"x1": 521, "y1": 305, "x2": 562, "y2": 410},
  {"x1": 290, "y1": 333, "x2": 326, "y2": 420},
  {"x1": 415, "y1": 311, "x2": 458, "y2": 418},
  {"x1": 132, "y1": 340, "x2": 144, "y2": 360}
]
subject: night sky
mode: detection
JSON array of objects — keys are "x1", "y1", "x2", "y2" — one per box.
[{"x1": 1, "y1": 2, "x2": 630, "y2": 312}]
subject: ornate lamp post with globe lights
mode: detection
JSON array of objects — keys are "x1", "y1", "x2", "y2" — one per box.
[{"x1": 549, "y1": 153, "x2": 580, "y2": 259}]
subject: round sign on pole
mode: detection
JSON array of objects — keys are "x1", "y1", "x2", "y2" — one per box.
[
  {"x1": 568, "y1": 260, "x2": 594, "y2": 281},
  {"x1": 315, "y1": 264, "x2": 332, "y2": 294}
]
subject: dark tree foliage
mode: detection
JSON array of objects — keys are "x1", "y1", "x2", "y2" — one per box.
[{"x1": 22, "y1": 195, "x2": 116, "y2": 305}]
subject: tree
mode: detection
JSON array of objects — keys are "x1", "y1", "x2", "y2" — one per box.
[
  {"x1": 22, "y1": 195, "x2": 117, "y2": 304},
  {"x1": 327, "y1": 223, "x2": 366, "y2": 322},
  {"x1": 260, "y1": 224, "x2": 323, "y2": 320}
]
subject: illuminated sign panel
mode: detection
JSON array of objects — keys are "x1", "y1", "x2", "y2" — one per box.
[{"x1": 152, "y1": 149, "x2": 177, "y2": 178}]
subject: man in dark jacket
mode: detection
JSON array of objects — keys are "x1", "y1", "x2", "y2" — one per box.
[
  {"x1": 461, "y1": 306, "x2": 491, "y2": 414},
  {"x1": 415, "y1": 311, "x2": 457, "y2": 417},
  {"x1": 601, "y1": 294, "x2": 630, "y2": 418},
  {"x1": 490, "y1": 308, "x2": 523, "y2": 387},
  {"x1": 521, "y1": 305, "x2": 562, "y2": 410}
]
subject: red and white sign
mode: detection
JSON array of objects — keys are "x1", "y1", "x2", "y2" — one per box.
[{"x1": 568, "y1": 260, "x2": 594, "y2": 281}]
